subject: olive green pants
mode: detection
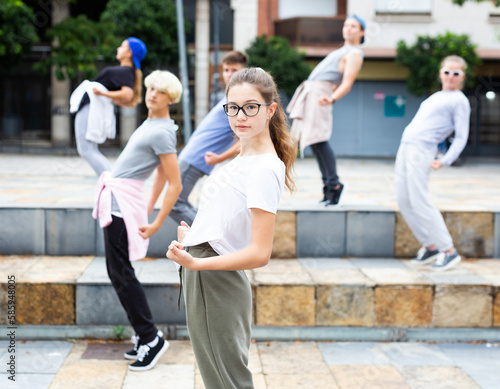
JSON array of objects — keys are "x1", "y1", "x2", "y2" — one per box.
[{"x1": 183, "y1": 243, "x2": 254, "y2": 389}]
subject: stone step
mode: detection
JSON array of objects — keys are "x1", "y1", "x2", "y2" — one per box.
[
  {"x1": 1, "y1": 256, "x2": 499, "y2": 335},
  {"x1": 1, "y1": 206, "x2": 499, "y2": 258}
]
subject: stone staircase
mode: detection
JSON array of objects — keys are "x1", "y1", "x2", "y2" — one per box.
[
  {"x1": 1, "y1": 156, "x2": 499, "y2": 341},
  {"x1": 2, "y1": 253, "x2": 499, "y2": 342}
]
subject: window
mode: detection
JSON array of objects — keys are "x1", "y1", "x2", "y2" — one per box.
[
  {"x1": 489, "y1": 3, "x2": 500, "y2": 21},
  {"x1": 279, "y1": 0, "x2": 337, "y2": 19},
  {"x1": 375, "y1": 0, "x2": 432, "y2": 14}
]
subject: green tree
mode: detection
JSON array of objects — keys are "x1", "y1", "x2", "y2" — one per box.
[
  {"x1": 246, "y1": 35, "x2": 311, "y2": 98},
  {"x1": 33, "y1": 15, "x2": 119, "y2": 81},
  {"x1": 101, "y1": 0, "x2": 183, "y2": 69},
  {"x1": 396, "y1": 32, "x2": 481, "y2": 96},
  {"x1": 452, "y1": 0, "x2": 500, "y2": 5},
  {"x1": 35, "y1": 0, "x2": 187, "y2": 81},
  {"x1": 0, "y1": 0, "x2": 39, "y2": 71}
]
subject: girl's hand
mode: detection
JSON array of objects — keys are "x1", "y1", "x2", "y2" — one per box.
[
  {"x1": 177, "y1": 221, "x2": 190, "y2": 243},
  {"x1": 167, "y1": 240, "x2": 196, "y2": 269},
  {"x1": 431, "y1": 160, "x2": 443, "y2": 170},
  {"x1": 93, "y1": 87, "x2": 103, "y2": 96},
  {"x1": 204, "y1": 151, "x2": 220, "y2": 166},
  {"x1": 319, "y1": 96, "x2": 334, "y2": 106},
  {"x1": 138, "y1": 223, "x2": 159, "y2": 239}
]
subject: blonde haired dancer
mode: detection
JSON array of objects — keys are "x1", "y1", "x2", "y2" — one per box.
[{"x1": 93, "y1": 71, "x2": 182, "y2": 371}]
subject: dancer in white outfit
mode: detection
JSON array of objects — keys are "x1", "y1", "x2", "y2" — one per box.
[
  {"x1": 71, "y1": 38, "x2": 146, "y2": 175},
  {"x1": 396, "y1": 55, "x2": 471, "y2": 271}
]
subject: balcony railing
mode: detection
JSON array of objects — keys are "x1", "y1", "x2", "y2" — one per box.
[{"x1": 274, "y1": 16, "x2": 345, "y2": 47}]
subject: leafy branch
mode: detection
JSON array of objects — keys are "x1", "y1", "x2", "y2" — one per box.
[
  {"x1": 246, "y1": 35, "x2": 311, "y2": 98},
  {"x1": 33, "y1": 15, "x2": 119, "y2": 81},
  {"x1": 396, "y1": 31, "x2": 481, "y2": 96},
  {"x1": 0, "y1": 0, "x2": 39, "y2": 71},
  {"x1": 451, "y1": 0, "x2": 500, "y2": 6}
]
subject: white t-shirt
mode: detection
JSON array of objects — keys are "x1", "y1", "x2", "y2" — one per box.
[{"x1": 181, "y1": 153, "x2": 285, "y2": 255}]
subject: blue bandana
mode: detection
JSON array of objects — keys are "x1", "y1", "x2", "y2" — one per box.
[{"x1": 348, "y1": 15, "x2": 366, "y2": 44}]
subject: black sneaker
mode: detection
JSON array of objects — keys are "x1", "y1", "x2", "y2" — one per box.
[
  {"x1": 432, "y1": 250, "x2": 462, "y2": 272},
  {"x1": 128, "y1": 336, "x2": 169, "y2": 371},
  {"x1": 325, "y1": 183, "x2": 345, "y2": 207},
  {"x1": 409, "y1": 247, "x2": 440, "y2": 267},
  {"x1": 319, "y1": 185, "x2": 328, "y2": 204},
  {"x1": 124, "y1": 330, "x2": 163, "y2": 360},
  {"x1": 124, "y1": 334, "x2": 140, "y2": 360}
]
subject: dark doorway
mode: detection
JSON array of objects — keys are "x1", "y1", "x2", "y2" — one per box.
[
  {"x1": 466, "y1": 76, "x2": 500, "y2": 156},
  {"x1": 0, "y1": 62, "x2": 51, "y2": 146}
]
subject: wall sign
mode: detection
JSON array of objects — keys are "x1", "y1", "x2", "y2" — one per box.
[{"x1": 384, "y1": 95, "x2": 406, "y2": 117}]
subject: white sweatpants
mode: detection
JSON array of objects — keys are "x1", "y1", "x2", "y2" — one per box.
[
  {"x1": 75, "y1": 104, "x2": 112, "y2": 176},
  {"x1": 395, "y1": 143, "x2": 453, "y2": 252}
]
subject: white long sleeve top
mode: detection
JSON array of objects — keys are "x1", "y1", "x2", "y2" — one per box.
[{"x1": 401, "y1": 90, "x2": 471, "y2": 166}]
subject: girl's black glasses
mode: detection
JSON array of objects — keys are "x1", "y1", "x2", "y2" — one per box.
[{"x1": 223, "y1": 103, "x2": 270, "y2": 117}]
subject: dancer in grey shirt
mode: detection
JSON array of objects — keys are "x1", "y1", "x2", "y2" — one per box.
[
  {"x1": 287, "y1": 15, "x2": 365, "y2": 206},
  {"x1": 396, "y1": 55, "x2": 471, "y2": 271}
]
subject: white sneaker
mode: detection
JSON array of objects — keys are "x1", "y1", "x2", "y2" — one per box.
[
  {"x1": 128, "y1": 337, "x2": 169, "y2": 371},
  {"x1": 124, "y1": 330, "x2": 164, "y2": 360},
  {"x1": 432, "y1": 251, "x2": 461, "y2": 272},
  {"x1": 409, "y1": 247, "x2": 440, "y2": 267}
]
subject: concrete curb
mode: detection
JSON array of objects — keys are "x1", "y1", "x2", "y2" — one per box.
[{"x1": 5, "y1": 325, "x2": 500, "y2": 343}]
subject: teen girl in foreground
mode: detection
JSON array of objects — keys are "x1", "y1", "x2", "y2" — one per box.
[{"x1": 167, "y1": 68, "x2": 297, "y2": 389}]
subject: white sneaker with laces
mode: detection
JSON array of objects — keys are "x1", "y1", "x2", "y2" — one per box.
[
  {"x1": 409, "y1": 247, "x2": 440, "y2": 267},
  {"x1": 128, "y1": 336, "x2": 169, "y2": 371},
  {"x1": 432, "y1": 250, "x2": 461, "y2": 272},
  {"x1": 124, "y1": 330, "x2": 164, "y2": 360}
]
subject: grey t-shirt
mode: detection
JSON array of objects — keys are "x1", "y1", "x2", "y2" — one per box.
[
  {"x1": 308, "y1": 45, "x2": 364, "y2": 84},
  {"x1": 111, "y1": 117, "x2": 177, "y2": 213},
  {"x1": 113, "y1": 118, "x2": 177, "y2": 180}
]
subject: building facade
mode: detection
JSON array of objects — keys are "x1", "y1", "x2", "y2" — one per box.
[
  {"x1": 1, "y1": 0, "x2": 499, "y2": 158},
  {"x1": 255, "y1": 0, "x2": 500, "y2": 157}
]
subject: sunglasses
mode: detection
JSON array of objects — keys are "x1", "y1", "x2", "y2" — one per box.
[{"x1": 441, "y1": 68, "x2": 464, "y2": 77}]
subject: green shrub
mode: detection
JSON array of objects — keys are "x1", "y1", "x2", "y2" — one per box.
[
  {"x1": 35, "y1": 0, "x2": 189, "y2": 80},
  {"x1": 246, "y1": 35, "x2": 311, "y2": 98},
  {"x1": 33, "y1": 15, "x2": 119, "y2": 81},
  {"x1": 396, "y1": 31, "x2": 481, "y2": 96},
  {"x1": 452, "y1": 0, "x2": 500, "y2": 6},
  {"x1": 0, "y1": 0, "x2": 39, "y2": 71},
  {"x1": 101, "y1": 0, "x2": 187, "y2": 70}
]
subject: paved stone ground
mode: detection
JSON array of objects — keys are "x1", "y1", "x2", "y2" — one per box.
[
  {"x1": 0, "y1": 339, "x2": 499, "y2": 388},
  {"x1": 1, "y1": 153, "x2": 500, "y2": 211}
]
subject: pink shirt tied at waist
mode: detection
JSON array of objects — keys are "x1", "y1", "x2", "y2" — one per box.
[{"x1": 92, "y1": 172, "x2": 149, "y2": 261}]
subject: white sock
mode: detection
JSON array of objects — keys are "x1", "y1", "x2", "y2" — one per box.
[{"x1": 147, "y1": 336, "x2": 159, "y2": 348}]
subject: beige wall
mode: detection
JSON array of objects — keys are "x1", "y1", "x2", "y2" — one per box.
[
  {"x1": 195, "y1": 0, "x2": 211, "y2": 127},
  {"x1": 51, "y1": 0, "x2": 71, "y2": 146},
  {"x1": 231, "y1": 0, "x2": 259, "y2": 51},
  {"x1": 349, "y1": 0, "x2": 500, "y2": 54}
]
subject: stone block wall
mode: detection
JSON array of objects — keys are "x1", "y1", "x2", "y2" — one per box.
[
  {"x1": 0, "y1": 207, "x2": 498, "y2": 258},
  {"x1": 1, "y1": 255, "x2": 499, "y2": 329},
  {"x1": 251, "y1": 281, "x2": 498, "y2": 329},
  {"x1": 273, "y1": 210, "x2": 498, "y2": 259},
  {"x1": 494, "y1": 289, "x2": 500, "y2": 327}
]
